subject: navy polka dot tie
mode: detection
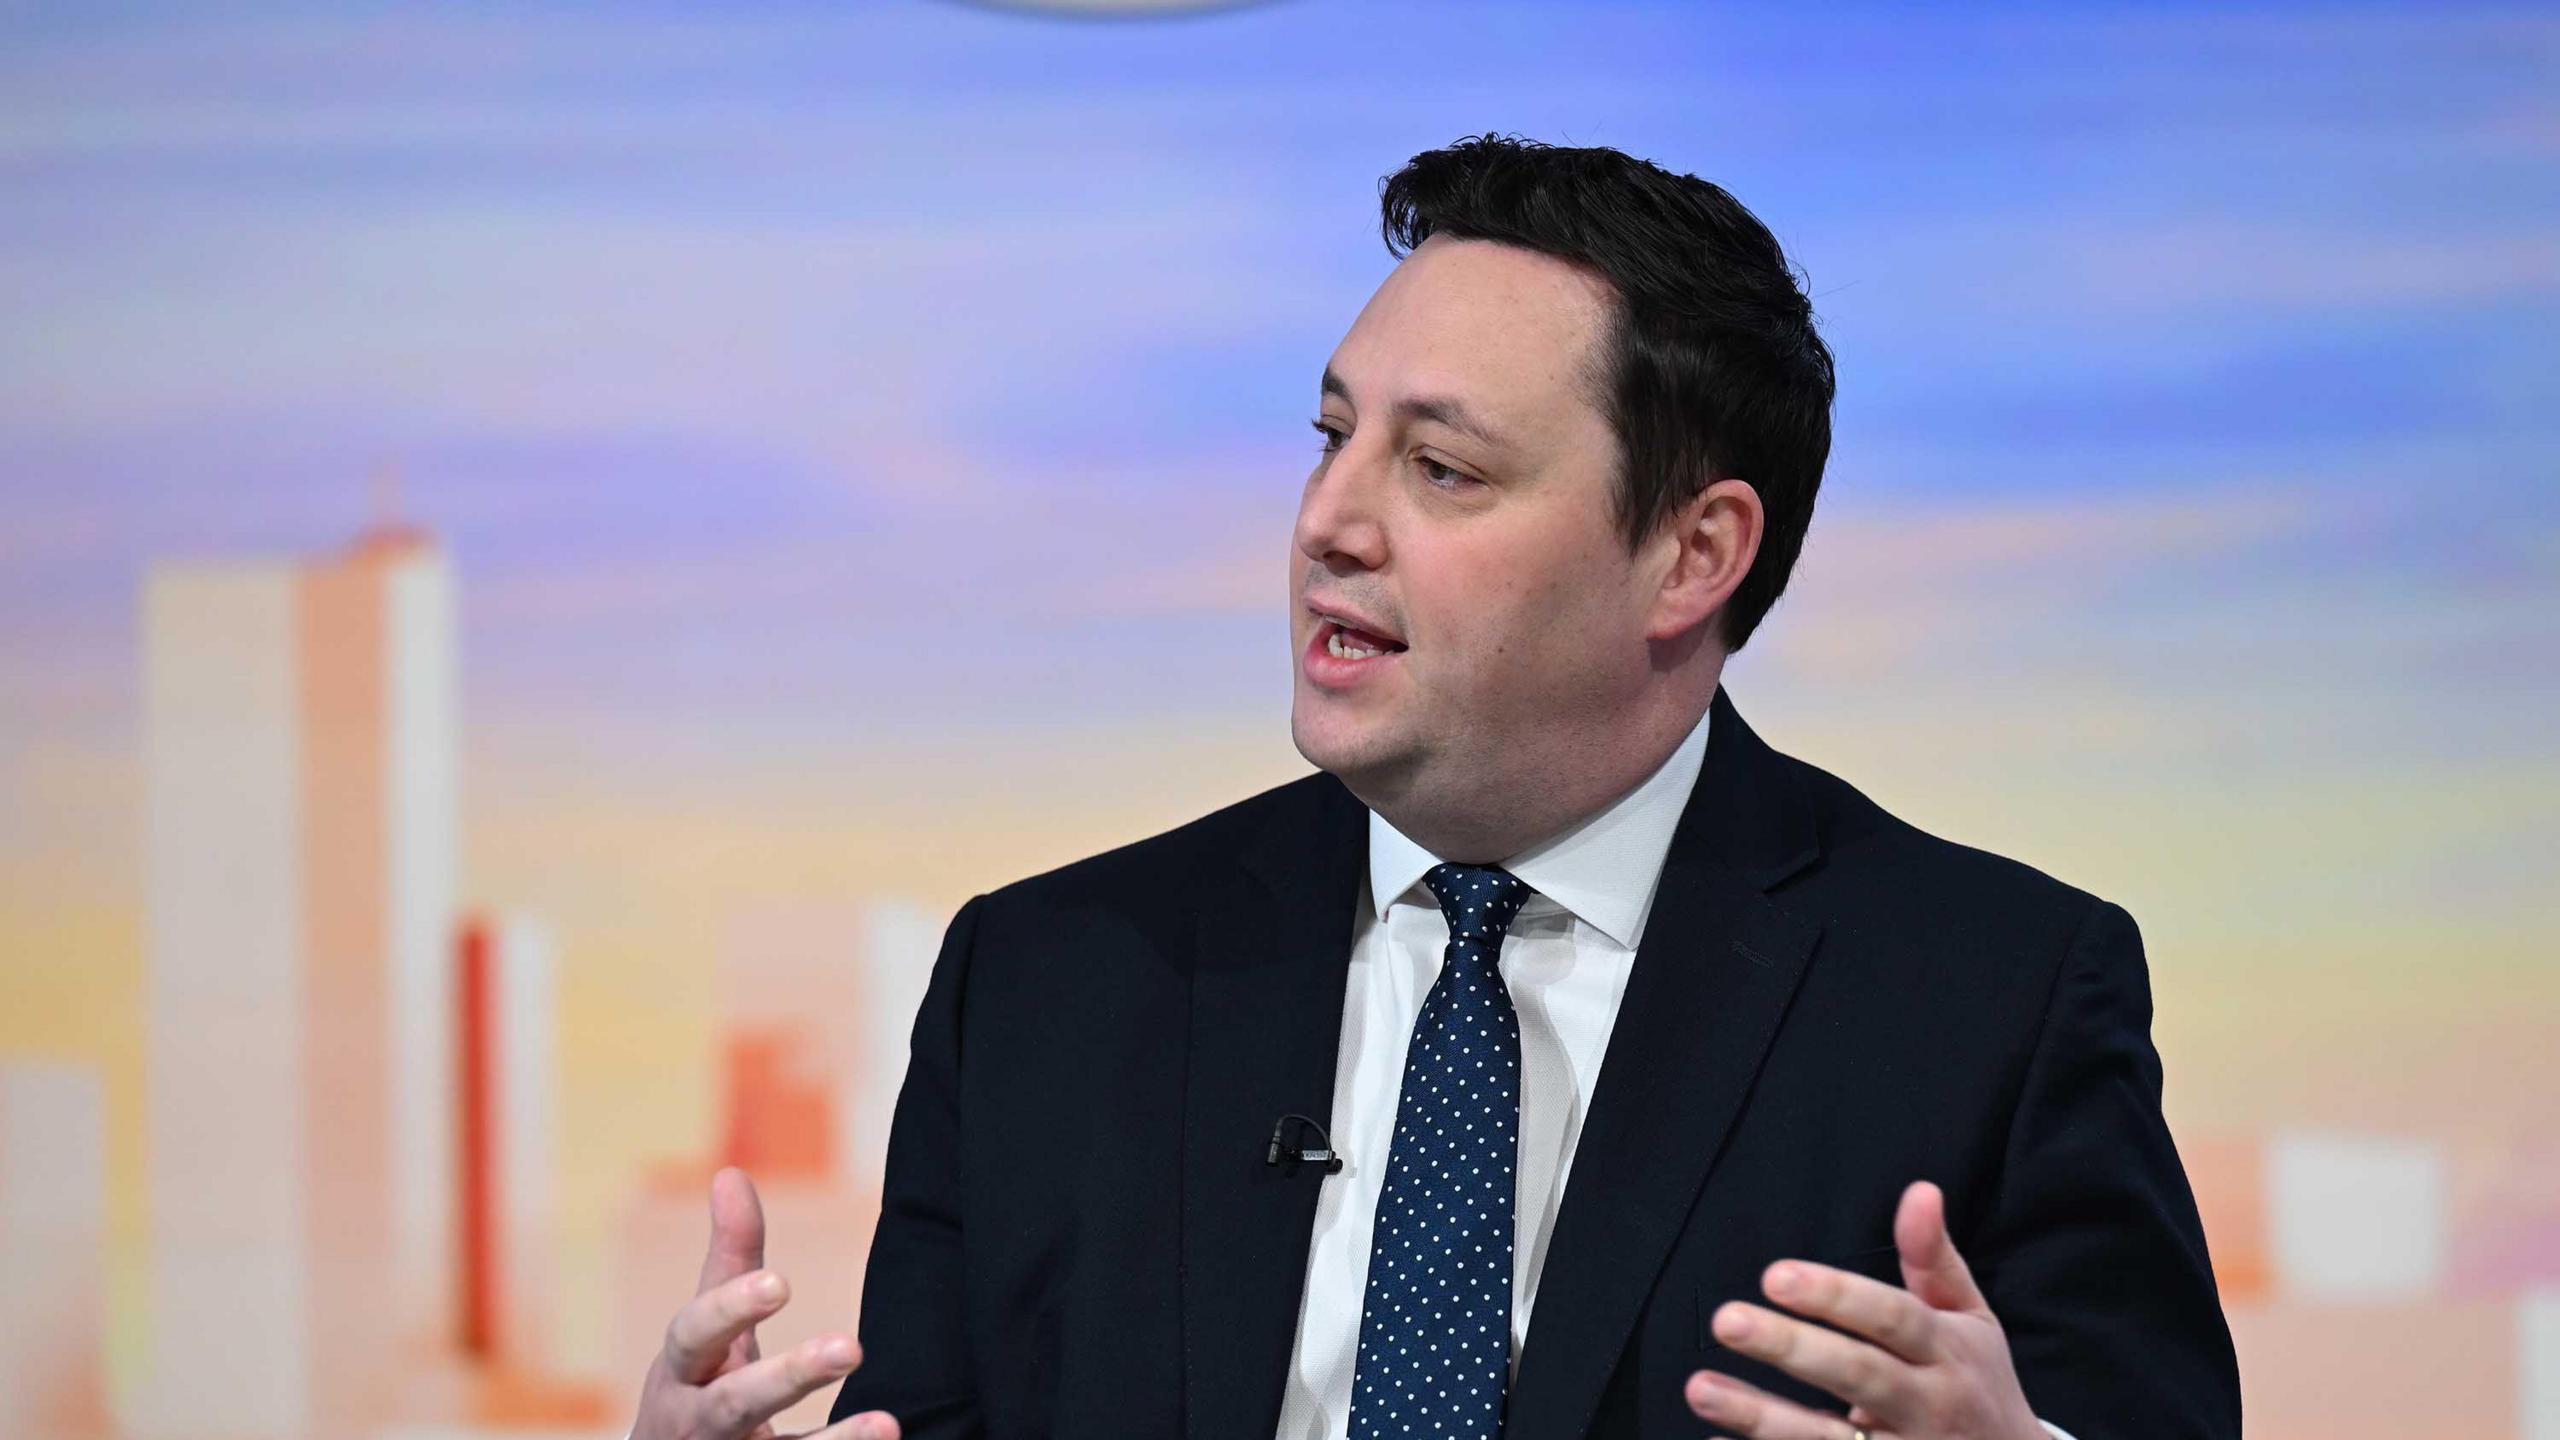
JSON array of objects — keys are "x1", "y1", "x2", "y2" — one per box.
[{"x1": 1347, "y1": 862, "x2": 1534, "y2": 1440}]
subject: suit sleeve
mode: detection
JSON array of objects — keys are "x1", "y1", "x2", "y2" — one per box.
[
  {"x1": 828, "y1": 893, "x2": 988, "y2": 1438},
  {"x1": 1973, "y1": 895, "x2": 2242, "y2": 1439}
]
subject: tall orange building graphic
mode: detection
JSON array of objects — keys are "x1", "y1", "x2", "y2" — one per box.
[{"x1": 134, "y1": 526, "x2": 459, "y2": 1437}]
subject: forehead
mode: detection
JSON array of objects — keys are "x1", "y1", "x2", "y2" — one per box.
[{"x1": 1326, "y1": 234, "x2": 1617, "y2": 441}]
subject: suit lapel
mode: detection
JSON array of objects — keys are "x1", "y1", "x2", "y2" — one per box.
[
  {"x1": 1179, "y1": 773, "x2": 1368, "y2": 1438},
  {"x1": 1503, "y1": 685, "x2": 1827, "y2": 1440}
]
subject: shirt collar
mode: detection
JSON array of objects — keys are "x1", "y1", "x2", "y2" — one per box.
[{"x1": 1364, "y1": 702, "x2": 1714, "y2": 951}]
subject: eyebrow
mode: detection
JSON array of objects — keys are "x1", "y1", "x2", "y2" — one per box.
[{"x1": 1321, "y1": 366, "x2": 1515, "y2": 451}]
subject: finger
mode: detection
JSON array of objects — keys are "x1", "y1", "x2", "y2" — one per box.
[
  {"x1": 698, "y1": 1166, "x2": 768, "y2": 1295},
  {"x1": 1686, "y1": 1368, "x2": 1858, "y2": 1440},
  {"x1": 1710, "y1": 1300, "x2": 1914, "y2": 1419},
  {"x1": 789, "y1": 1410, "x2": 901, "y2": 1440},
  {"x1": 1895, "y1": 1179, "x2": 1987, "y2": 1315},
  {"x1": 695, "y1": 1334, "x2": 862, "y2": 1438},
  {"x1": 1761, "y1": 1258, "x2": 1939, "y2": 1365},
  {"x1": 665, "y1": 1267, "x2": 790, "y2": 1384}
]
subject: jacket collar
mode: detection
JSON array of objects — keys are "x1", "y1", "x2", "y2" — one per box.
[{"x1": 1243, "y1": 681, "x2": 1820, "y2": 906}]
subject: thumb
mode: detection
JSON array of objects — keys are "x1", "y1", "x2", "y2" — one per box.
[
  {"x1": 1895, "y1": 1180, "x2": 1987, "y2": 1314},
  {"x1": 695, "y1": 1165, "x2": 767, "y2": 1295}
]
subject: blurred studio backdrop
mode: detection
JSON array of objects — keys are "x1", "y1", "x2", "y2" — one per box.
[{"x1": 2, "y1": 1, "x2": 2555, "y2": 1436}]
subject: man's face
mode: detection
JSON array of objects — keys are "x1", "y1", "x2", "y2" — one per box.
[{"x1": 1290, "y1": 233, "x2": 1662, "y2": 826}]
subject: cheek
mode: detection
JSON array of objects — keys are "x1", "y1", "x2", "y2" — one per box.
[
  {"x1": 1507, "y1": 542, "x2": 1607, "y2": 628},
  {"x1": 1418, "y1": 566, "x2": 1578, "y2": 677},
  {"x1": 1405, "y1": 527, "x2": 1627, "y2": 677},
  {"x1": 1515, "y1": 552, "x2": 1646, "y2": 677}
]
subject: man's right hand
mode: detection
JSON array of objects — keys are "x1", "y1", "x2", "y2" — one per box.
[{"x1": 633, "y1": 1166, "x2": 900, "y2": 1440}]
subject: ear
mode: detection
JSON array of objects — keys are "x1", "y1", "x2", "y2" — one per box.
[{"x1": 1643, "y1": 477, "x2": 1763, "y2": 644}]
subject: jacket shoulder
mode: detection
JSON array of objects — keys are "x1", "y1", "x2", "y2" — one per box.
[
  {"x1": 1776, "y1": 745, "x2": 2113, "y2": 944},
  {"x1": 978, "y1": 768, "x2": 1350, "y2": 913}
]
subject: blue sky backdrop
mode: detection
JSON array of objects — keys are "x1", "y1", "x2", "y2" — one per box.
[
  {"x1": 6, "y1": 1, "x2": 2551, "y2": 751},
  {"x1": 0, "y1": 0, "x2": 2542, "y2": 930}
]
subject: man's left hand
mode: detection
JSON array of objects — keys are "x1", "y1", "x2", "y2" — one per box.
[{"x1": 1684, "y1": 1180, "x2": 2044, "y2": 1440}]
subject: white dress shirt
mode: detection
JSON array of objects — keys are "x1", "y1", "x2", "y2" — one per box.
[
  {"x1": 1271, "y1": 705, "x2": 2075, "y2": 1440},
  {"x1": 1274, "y1": 704, "x2": 1713, "y2": 1437}
]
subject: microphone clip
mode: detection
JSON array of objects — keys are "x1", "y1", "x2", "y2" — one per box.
[{"x1": 1264, "y1": 1112, "x2": 1345, "y2": 1175}]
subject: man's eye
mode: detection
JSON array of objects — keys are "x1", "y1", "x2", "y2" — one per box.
[
  {"x1": 1309, "y1": 421, "x2": 1475, "y2": 489},
  {"x1": 1419, "y1": 456, "x2": 1478, "y2": 489}
]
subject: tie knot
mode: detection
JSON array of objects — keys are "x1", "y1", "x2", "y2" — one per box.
[{"x1": 1422, "y1": 862, "x2": 1532, "y2": 943}]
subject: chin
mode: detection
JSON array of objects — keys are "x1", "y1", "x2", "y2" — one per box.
[
  {"x1": 1288, "y1": 705, "x2": 1350, "y2": 775},
  {"x1": 1292, "y1": 704, "x2": 1384, "y2": 783},
  {"x1": 1292, "y1": 705, "x2": 1422, "y2": 808}
]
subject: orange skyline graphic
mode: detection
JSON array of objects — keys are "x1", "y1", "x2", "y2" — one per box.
[
  {"x1": 0, "y1": 510, "x2": 2545, "y2": 1438},
  {"x1": 3, "y1": 4, "x2": 2555, "y2": 1436}
]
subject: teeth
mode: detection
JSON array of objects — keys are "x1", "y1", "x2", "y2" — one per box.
[{"x1": 1327, "y1": 629, "x2": 1384, "y2": 660}]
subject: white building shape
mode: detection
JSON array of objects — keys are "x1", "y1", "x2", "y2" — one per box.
[
  {"x1": 0, "y1": 1062, "x2": 110, "y2": 1438},
  {"x1": 849, "y1": 900, "x2": 945, "y2": 1185},
  {"x1": 2268, "y1": 1130, "x2": 2446, "y2": 1301},
  {"x1": 133, "y1": 526, "x2": 458, "y2": 1438},
  {"x1": 2526, "y1": 1288, "x2": 2560, "y2": 1440}
]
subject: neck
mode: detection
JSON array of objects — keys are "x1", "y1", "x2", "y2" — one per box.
[{"x1": 1373, "y1": 675, "x2": 1718, "y2": 865}]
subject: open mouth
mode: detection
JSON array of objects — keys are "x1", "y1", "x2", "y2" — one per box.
[{"x1": 1317, "y1": 616, "x2": 1407, "y2": 661}]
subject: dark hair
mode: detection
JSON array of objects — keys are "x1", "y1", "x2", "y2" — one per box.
[{"x1": 1378, "y1": 133, "x2": 1835, "y2": 653}]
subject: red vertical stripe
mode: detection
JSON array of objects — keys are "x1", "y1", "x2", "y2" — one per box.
[{"x1": 458, "y1": 915, "x2": 496, "y2": 1357}]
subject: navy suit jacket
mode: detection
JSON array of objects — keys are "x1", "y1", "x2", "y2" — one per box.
[{"x1": 830, "y1": 683, "x2": 2241, "y2": 1438}]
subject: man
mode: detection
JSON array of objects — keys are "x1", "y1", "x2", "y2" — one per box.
[{"x1": 630, "y1": 134, "x2": 2241, "y2": 1440}]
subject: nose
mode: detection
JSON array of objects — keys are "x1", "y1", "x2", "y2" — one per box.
[{"x1": 1294, "y1": 441, "x2": 1388, "y2": 574}]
